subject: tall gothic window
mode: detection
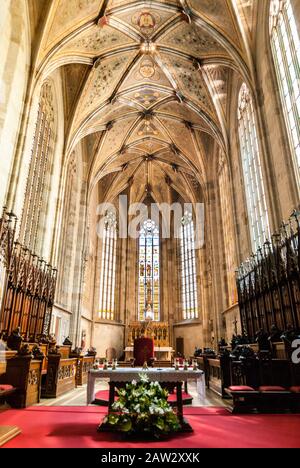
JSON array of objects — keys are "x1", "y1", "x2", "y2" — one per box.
[
  {"x1": 180, "y1": 211, "x2": 198, "y2": 320},
  {"x1": 0, "y1": 261, "x2": 5, "y2": 312},
  {"x1": 98, "y1": 212, "x2": 117, "y2": 321},
  {"x1": 138, "y1": 219, "x2": 160, "y2": 322},
  {"x1": 238, "y1": 83, "x2": 270, "y2": 251},
  {"x1": 270, "y1": 0, "x2": 300, "y2": 171},
  {"x1": 21, "y1": 82, "x2": 55, "y2": 254}
]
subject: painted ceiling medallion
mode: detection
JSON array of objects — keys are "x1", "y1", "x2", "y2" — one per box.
[
  {"x1": 137, "y1": 120, "x2": 159, "y2": 137},
  {"x1": 133, "y1": 90, "x2": 161, "y2": 107},
  {"x1": 132, "y1": 11, "x2": 160, "y2": 36},
  {"x1": 138, "y1": 58, "x2": 159, "y2": 79},
  {"x1": 140, "y1": 59, "x2": 155, "y2": 78}
]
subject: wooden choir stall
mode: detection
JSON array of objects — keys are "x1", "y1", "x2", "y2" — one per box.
[
  {"x1": 193, "y1": 210, "x2": 300, "y2": 413},
  {"x1": 0, "y1": 207, "x2": 95, "y2": 408}
]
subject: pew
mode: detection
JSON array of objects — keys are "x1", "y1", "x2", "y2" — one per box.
[
  {"x1": 0, "y1": 352, "x2": 42, "y2": 408},
  {"x1": 225, "y1": 356, "x2": 300, "y2": 413},
  {"x1": 206, "y1": 359, "x2": 223, "y2": 397},
  {"x1": 271, "y1": 342, "x2": 288, "y2": 359},
  {"x1": 194, "y1": 344, "x2": 299, "y2": 412},
  {"x1": 195, "y1": 356, "x2": 209, "y2": 387},
  {"x1": 195, "y1": 354, "x2": 231, "y2": 398},
  {"x1": 42, "y1": 354, "x2": 77, "y2": 398},
  {"x1": 27, "y1": 343, "x2": 49, "y2": 375},
  {"x1": 57, "y1": 345, "x2": 72, "y2": 359},
  {"x1": 0, "y1": 352, "x2": 16, "y2": 404},
  {"x1": 75, "y1": 355, "x2": 95, "y2": 386}
]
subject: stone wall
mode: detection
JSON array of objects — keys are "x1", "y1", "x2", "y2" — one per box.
[
  {"x1": 92, "y1": 322, "x2": 125, "y2": 359},
  {"x1": 0, "y1": 0, "x2": 30, "y2": 210},
  {"x1": 173, "y1": 322, "x2": 204, "y2": 358}
]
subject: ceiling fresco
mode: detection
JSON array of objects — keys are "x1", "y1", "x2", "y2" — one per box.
[{"x1": 36, "y1": 0, "x2": 251, "y2": 203}]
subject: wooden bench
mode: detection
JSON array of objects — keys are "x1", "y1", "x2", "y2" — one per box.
[
  {"x1": 225, "y1": 385, "x2": 300, "y2": 413},
  {"x1": 75, "y1": 355, "x2": 95, "y2": 386},
  {"x1": 0, "y1": 353, "x2": 42, "y2": 408},
  {"x1": 27, "y1": 343, "x2": 49, "y2": 375},
  {"x1": 225, "y1": 356, "x2": 300, "y2": 413},
  {"x1": 195, "y1": 354, "x2": 231, "y2": 398},
  {"x1": 42, "y1": 355, "x2": 77, "y2": 398},
  {"x1": 0, "y1": 384, "x2": 16, "y2": 403}
]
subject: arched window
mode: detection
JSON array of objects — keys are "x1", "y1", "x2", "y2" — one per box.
[
  {"x1": 270, "y1": 0, "x2": 300, "y2": 172},
  {"x1": 21, "y1": 82, "x2": 55, "y2": 254},
  {"x1": 179, "y1": 211, "x2": 198, "y2": 320},
  {"x1": 138, "y1": 219, "x2": 160, "y2": 322},
  {"x1": 238, "y1": 83, "x2": 270, "y2": 251},
  {"x1": 98, "y1": 211, "x2": 117, "y2": 321},
  {"x1": 0, "y1": 261, "x2": 5, "y2": 313}
]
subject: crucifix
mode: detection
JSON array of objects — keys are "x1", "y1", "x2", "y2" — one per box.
[{"x1": 233, "y1": 317, "x2": 238, "y2": 335}]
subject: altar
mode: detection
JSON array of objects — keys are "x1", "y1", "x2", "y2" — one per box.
[
  {"x1": 125, "y1": 346, "x2": 174, "y2": 361},
  {"x1": 87, "y1": 367, "x2": 205, "y2": 432},
  {"x1": 127, "y1": 321, "x2": 171, "y2": 351}
]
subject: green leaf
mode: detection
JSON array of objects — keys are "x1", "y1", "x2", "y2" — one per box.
[
  {"x1": 154, "y1": 418, "x2": 165, "y2": 431},
  {"x1": 108, "y1": 414, "x2": 119, "y2": 425},
  {"x1": 119, "y1": 418, "x2": 133, "y2": 433}
]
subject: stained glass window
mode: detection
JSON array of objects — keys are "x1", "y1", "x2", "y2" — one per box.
[
  {"x1": 238, "y1": 83, "x2": 271, "y2": 251},
  {"x1": 138, "y1": 219, "x2": 160, "y2": 322},
  {"x1": 98, "y1": 212, "x2": 117, "y2": 320},
  {"x1": 180, "y1": 212, "x2": 198, "y2": 320},
  {"x1": 0, "y1": 261, "x2": 5, "y2": 313},
  {"x1": 21, "y1": 83, "x2": 55, "y2": 254},
  {"x1": 270, "y1": 0, "x2": 300, "y2": 172}
]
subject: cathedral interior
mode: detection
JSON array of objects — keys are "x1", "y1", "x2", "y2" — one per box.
[{"x1": 0, "y1": 0, "x2": 300, "y2": 449}]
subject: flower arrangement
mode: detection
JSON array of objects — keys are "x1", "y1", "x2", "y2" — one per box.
[{"x1": 102, "y1": 373, "x2": 181, "y2": 439}]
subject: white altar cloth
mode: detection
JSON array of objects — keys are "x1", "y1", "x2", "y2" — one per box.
[
  {"x1": 124, "y1": 346, "x2": 174, "y2": 361},
  {"x1": 87, "y1": 367, "x2": 205, "y2": 405},
  {"x1": 124, "y1": 347, "x2": 174, "y2": 352}
]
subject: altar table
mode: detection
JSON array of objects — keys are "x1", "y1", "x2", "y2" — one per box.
[
  {"x1": 87, "y1": 367, "x2": 205, "y2": 432},
  {"x1": 124, "y1": 346, "x2": 174, "y2": 361}
]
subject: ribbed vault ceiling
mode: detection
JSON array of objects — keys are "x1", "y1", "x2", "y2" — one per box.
[{"x1": 36, "y1": 0, "x2": 251, "y2": 203}]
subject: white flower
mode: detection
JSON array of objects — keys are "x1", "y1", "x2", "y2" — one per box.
[
  {"x1": 132, "y1": 380, "x2": 137, "y2": 386},
  {"x1": 134, "y1": 404, "x2": 141, "y2": 413},
  {"x1": 149, "y1": 404, "x2": 165, "y2": 415},
  {"x1": 139, "y1": 373, "x2": 149, "y2": 383},
  {"x1": 112, "y1": 401, "x2": 123, "y2": 410}
]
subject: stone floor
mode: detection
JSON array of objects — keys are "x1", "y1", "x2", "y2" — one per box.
[{"x1": 35, "y1": 381, "x2": 230, "y2": 407}]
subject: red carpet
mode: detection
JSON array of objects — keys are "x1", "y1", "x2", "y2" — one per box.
[{"x1": 0, "y1": 406, "x2": 300, "y2": 448}]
